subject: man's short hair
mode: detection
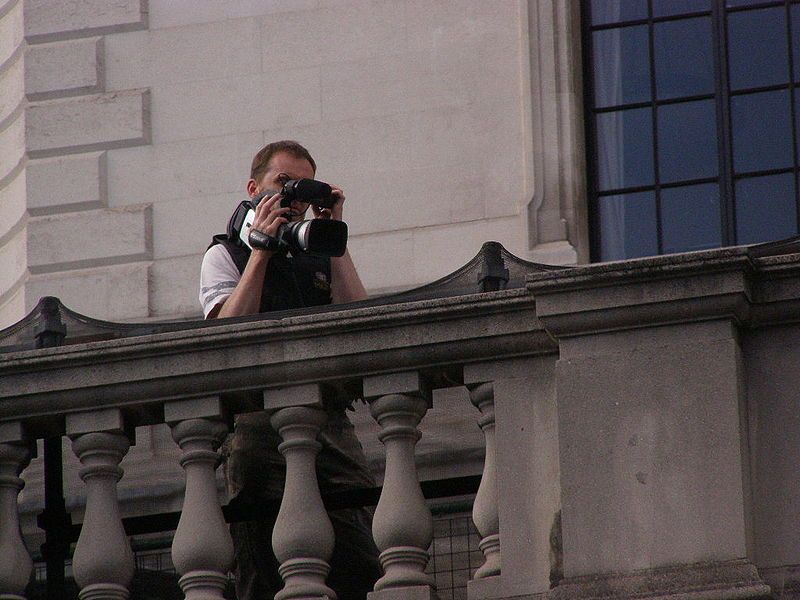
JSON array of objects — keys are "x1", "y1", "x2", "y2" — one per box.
[{"x1": 250, "y1": 140, "x2": 316, "y2": 182}]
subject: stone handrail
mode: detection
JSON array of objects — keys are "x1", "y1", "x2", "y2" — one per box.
[
  {"x1": 0, "y1": 283, "x2": 553, "y2": 600},
  {"x1": 1, "y1": 241, "x2": 799, "y2": 600}
]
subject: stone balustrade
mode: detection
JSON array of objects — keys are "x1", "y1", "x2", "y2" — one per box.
[{"x1": 0, "y1": 242, "x2": 799, "y2": 600}]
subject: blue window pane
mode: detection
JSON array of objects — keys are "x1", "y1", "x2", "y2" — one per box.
[
  {"x1": 793, "y1": 5, "x2": 800, "y2": 82},
  {"x1": 731, "y1": 90, "x2": 792, "y2": 173},
  {"x1": 653, "y1": 0, "x2": 709, "y2": 17},
  {"x1": 598, "y1": 192, "x2": 658, "y2": 260},
  {"x1": 735, "y1": 174, "x2": 798, "y2": 244},
  {"x1": 593, "y1": 26, "x2": 651, "y2": 108},
  {"x1": 728, "y1": 7, "x2": 789, "y2": 90},
  {"x1": 661, "y1": 183, "x2": 722, "y2": 253},
  {"x1": 591, "y1": 0, "x2": 648, "y2": 25},
  {"x1": 657, "y1": 100, "x2": 718, "y2": 183},
  {"x1": 596, "y1": 108, "x2": 654, "y2": 190},
  {"x1": 654, "y1": 17, "x2": 714, "y2": 100}
]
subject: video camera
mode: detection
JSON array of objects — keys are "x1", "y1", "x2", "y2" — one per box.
[{"x1": 228, "y1": 178, "x2": 348, "y2": 257}]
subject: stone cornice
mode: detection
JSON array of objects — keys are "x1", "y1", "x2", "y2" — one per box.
[
  {"x1": 0, "y1": 289, "x2": 552, "y2": 433},
  {"x1": 527, "y1": 246, "x2": 800, "y2": 337}
]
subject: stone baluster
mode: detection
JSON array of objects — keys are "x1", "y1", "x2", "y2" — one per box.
[
  {"x1": 467, "y1": 382, "x2": 500, "y2": 579},
  {"x1": 263, "y1": 384, "x2": 337, "y2": 600},
  {"x1": 67, "y1": 409, "x2": 135, "y2": 600},
  {"x1": 364, "y1": 372, "x2": 436, "y2": 600},
  {"x1": 0, "y1": 423, "x2": 34, "y2": 600},
  {"x1": 166, "y1": 397, "x2": 233, "y2": 600}
]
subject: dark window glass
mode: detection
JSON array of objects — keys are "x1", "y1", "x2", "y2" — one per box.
[
  {"x1": 727, "y1": 0, "x2": 779, "y2": 7},
  {"x1": 657, "y1": 100, "x2": 718, "y2": 183},
  {"x1": 793, "y1": 5, "x2": 800, "y2": 82},
  {"x1": 591, "y1": 0, "x2": 648, "y2": 25},
  {"x1": 598, "y1": 192, "x2": 658, "y2": 260},
  {"x1": 661, "y1": 183, "x2": 722, "y2": 253},
  {"x1": 593, "y1": 26, "x2": 651, "y2": 108},
  {"x1": 585, "y1": 0, "x2": 800, "y2": 261},
  {"x1": 653, "y1": 0, "x2": 710, "y2": 17},
  {"x1": 731, "y1": 90, "x2": 793, "y2": 173},
  {"x1": 596, "y1": 108, "x2": 654, "y2": 190},
  {"x1": 728, "y1": 7, "x2": 789, "y2": 90},
  {"x1": 796, "y1": 91, "x2": 800, "y2": 163},
  {"x1": 735, "y1": 173, "x2": 798, "y2": 243},
  {"x1": 654, "y1": 17, "x2": 714, "y2": 99}
]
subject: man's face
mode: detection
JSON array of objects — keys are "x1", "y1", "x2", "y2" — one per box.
[{"x1": 252, "y1": 151, "x2": 315, "y2": 221}]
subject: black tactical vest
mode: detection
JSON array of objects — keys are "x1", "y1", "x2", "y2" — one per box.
[{"x1": 210, "y1": 234, "x2": 332, "y2": 313}]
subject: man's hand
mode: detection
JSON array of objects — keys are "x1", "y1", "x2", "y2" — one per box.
[
  {"x1": 312, "y1": 186, "x2": 345, "y2": 221},
  {"x1": 251, "y1": 191, "x2": 291, "y2": 252}
]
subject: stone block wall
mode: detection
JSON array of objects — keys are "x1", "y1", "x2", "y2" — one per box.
[
  {"x1": 0, "y1": 0, "x2": 587, "y2": 327},
  {"x1": 0, "y1": 0, "x2": 151, "y2": 326},
  {"x1": 0, "y1": 0, "x2": 27, "y2": 325}
]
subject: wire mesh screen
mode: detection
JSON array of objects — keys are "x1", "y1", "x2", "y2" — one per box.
[{"x1": 426, "y1": 513, "x2": 482, "y2": 600}]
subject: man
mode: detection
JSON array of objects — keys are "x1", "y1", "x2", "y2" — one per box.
[{"x1": 199, "y1": 140, "x2": 382, "y2": 599}]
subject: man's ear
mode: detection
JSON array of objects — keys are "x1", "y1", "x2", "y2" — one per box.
[{"x1": 246, "y1": 179, "x2": 258, "y2": 198}]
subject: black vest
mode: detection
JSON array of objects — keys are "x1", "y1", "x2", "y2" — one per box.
[{"x1": 210, "y1": 234, "x2": 332, "y2": 313}]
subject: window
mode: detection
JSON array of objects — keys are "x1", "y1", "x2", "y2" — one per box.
[{"x1": 584, "y1": 0, "x2": 800, "y2": 261}]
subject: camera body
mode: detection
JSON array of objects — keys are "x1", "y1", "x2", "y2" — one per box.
[
  {"x1": 279, "y1": 178, "x2": 336, "y2": 210},
  {"x1": 227, "y1": 178, "x2": 348, "y2": 257}
]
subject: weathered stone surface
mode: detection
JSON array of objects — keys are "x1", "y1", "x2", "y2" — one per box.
[
  {"x1": 761, "y1": 564, "x2": 800, "y2": 600},
  {"x1": 66, "y1": 407, "x2": 126, "y2": 437},
  {"x1": 0, "y1": 111, "x2": 24, "y2": 182},
  {"x1": 146, "y1": 68, "x2": 320, "y2": 144},
  {"x1": 105, "y1": 132, "x2": 260, "y2": 207},
  {"x1": 0, "y1": 52, "x2": 23, "y2": 125},
  {"x1": 147, "y1": 0, "x2": 316, "y2": 29},
  {"x1": 148, "y1": 254, "x2": 204, "y2": 319},
  {"x1": 0, "y1": 167, "x2": 25, "y2": 238},
  {"x1": 525, "y1": 0, "x2": 588, "y2": 263},
  {"x1": 0, "y1": 288, "x2": 543, "y2": 418},
  {"x1": 27, "y1": 151, "x2": 106, "y2": 214},
  {"x1": 24, "y1": 0, "x2": 147, "y2": 42},
  {"x1": 27, "y1": 204, "x2": 151, "y2": 270},
  {"x1": 530, "y1": 248, "x2": 753, "y2": 337},
  {"x1": 0, "y1": 285, "x2": 25, "y2": 331},
  {"x1": 163, "y1": 396, "x2": 224, "y2": 423},
  {"x1": 0, "y1": 0, "x2": 23, "y2": 67},
  {"x1": 104, "y1": 18, "x2": 261, "y2": 89},
  {"x1": 364, "y1": 371, "x2": 432, "y2": 401},
  {"x1": 24, "y1": 261, "x2": 150, "y2": 321},
  {"x1": 26, "y1": 89, "x2": 150, "y2": 157},
  {"x1": 150, "y1": 193, "x2": 236, "y2": 259},
  {"x1": 494, "y1": 365, "x2": 560, "y2": 598},
  {"x1": 25, "y1": 36, "x2": 104, "y2": 98},
  {"x1": 367, "y1": 585, "x2": 437, "y2": 600},
  {"x1": 257, "y1": 2, "x2": 406, "y2": 69},
  {"x1": 0, "y1": 229, "x2": 25, "y2": 304},
  {"x1": 557, "y1": 332, "x2": 749, "y2": 575},
  {"x1": 745, "y1": 325, "x2": 800, "y2": 568},
  {"x1": 549, "y1": 559, "x2": 770, "y2": 600},
  {"x1": 263, "y1": 383, "x2": 322, "y2": 411}
]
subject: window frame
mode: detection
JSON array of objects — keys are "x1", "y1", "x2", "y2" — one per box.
[{"x1": 582, "y1": 0, "x2": 800, "y2": 261}]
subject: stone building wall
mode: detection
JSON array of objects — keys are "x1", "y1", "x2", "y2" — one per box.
[{"x1": 0, "y1": 0, "x2": 587, "y2": 327}]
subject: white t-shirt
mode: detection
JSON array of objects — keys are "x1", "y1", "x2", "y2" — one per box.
[{"x1": 199, "y1": 244, "x2": 241, "y2": 318}]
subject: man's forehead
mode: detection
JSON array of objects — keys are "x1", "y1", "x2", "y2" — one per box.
[{"x1": 267, "y1": 152, "x2": 314, "y2": 175}]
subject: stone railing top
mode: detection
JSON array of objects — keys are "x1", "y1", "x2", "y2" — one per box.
[
  {"x1": 0, "y1": 241, "x2": 561, "y2": 354},
  {"x1": 527, "y1": 236, "x2": 800, "y2": 336},
  {"x1": 0, "y1": 243, "x2": 560, "y2": 438}
]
